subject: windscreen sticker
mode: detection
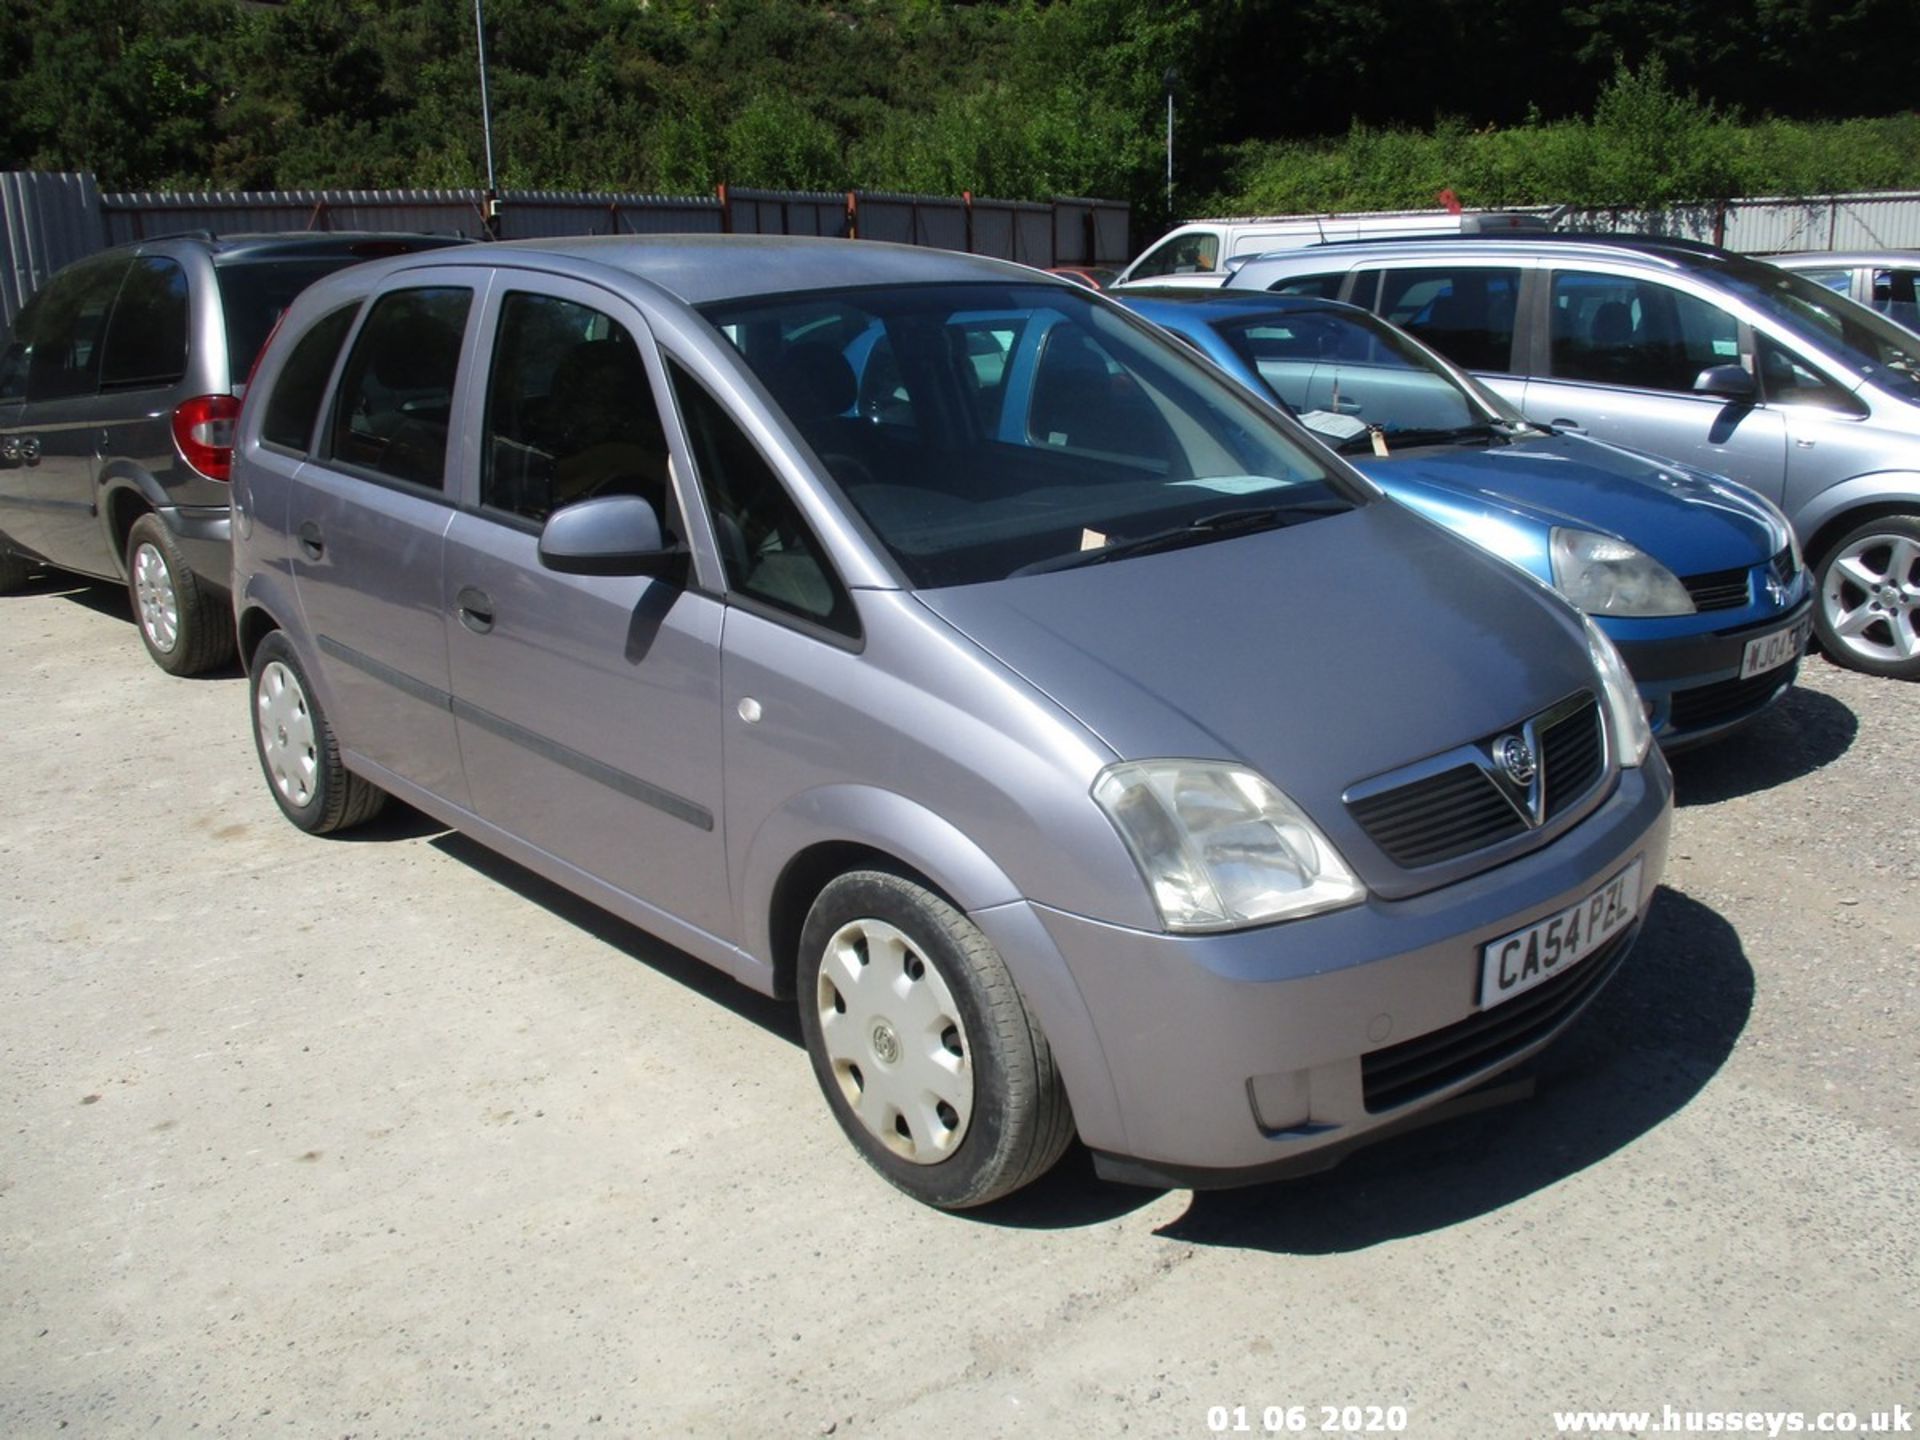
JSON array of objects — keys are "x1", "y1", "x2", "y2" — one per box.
[
  {"x1": 1173, "y1": 474, "x2": 1292, "y2": 496},
  {"x1": 1295, "y1": 410, "x2": 1370, "y2": 440}
]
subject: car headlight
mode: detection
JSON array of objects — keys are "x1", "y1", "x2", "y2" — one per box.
[
  {"x1": 1550, "y1": 528, "x2": 1695, "y2": 616},
  {"x1": 1582, "y1": 615, "x2": 1652, "y2": 767},
  {"x1": 1092, "y1": 761, "x2": 1366, "y2": 931}
]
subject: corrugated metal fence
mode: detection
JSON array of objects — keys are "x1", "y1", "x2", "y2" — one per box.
[
  {"x1": 1, "y1": 171, "x2": 1132, "y2": 328},
  {"x1": 1561, "y1": 189, "x2": 1920, "y2": 252}
]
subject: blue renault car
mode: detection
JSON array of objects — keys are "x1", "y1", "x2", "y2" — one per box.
[{"x1": 1115, "y1": 290, "x2": 1812, "y2": 749}]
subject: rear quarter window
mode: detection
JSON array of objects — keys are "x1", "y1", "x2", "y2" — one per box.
[
  {"x1": 260, "y1": 304, "x2": 359, "y2": 452},
  {"x1": 99, "y1": 257, "x2": 189, "y2": 391}
]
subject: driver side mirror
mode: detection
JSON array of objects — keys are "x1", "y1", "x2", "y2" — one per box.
[
  {"x1": 538, "y1": 494, "x2": 685, "y2": 579},
  {"x1": 1693, "y1": 364, "x2": 1757, "y2": 402}
]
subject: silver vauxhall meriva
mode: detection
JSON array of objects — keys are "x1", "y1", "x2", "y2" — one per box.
[{"x1": 230, "y1": 236, "x2": 1672, "y2": 1208}]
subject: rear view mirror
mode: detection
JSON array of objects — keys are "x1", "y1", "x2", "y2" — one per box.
[
  {"x1": 538, "y1": 495, "x2": 684, "y2": 578},
  {"x1": 1693, "y1": 364, "x2": 1757, "y2": 402}
]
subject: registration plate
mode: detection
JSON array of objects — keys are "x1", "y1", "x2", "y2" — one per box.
[
  {"x1": 1479, "y1": 858, "x2": 1643, "y2": 1010},
  {"x1": 1739, "y1": 615, "x2": 1812, "y2": 680}
]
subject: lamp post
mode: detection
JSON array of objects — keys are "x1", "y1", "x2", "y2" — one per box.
[
  {"x1": 474, "y1": 0, "x2": 501, "y2": 239},
  {"x1": 1164, "y1": 66, "x2": 1178, "y2": 219}
]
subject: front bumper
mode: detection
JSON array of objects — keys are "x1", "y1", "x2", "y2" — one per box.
[
  {"x1": 971, "y1": 758, "x2": 1672, "y2": 1186},
  {"x1": 1611, "y1": 596, "x2": 1812, "y2": 750}
]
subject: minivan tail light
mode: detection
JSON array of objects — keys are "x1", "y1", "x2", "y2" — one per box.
[{"x1": 172, "y1": 394, "x2": 242, "y2": 482}]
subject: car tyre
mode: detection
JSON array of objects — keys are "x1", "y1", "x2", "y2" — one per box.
[
  {"x1": 126, "y1": 513, "x2": 234, "y2": 676},
  {"x1": 1812, "y1": 514, "x2": 1920, "y2": 680},
  {"x1": 797, "y1": 869, "x2": 1074, "y2": 1209},
  {"x1": 249, "y1": 630, "x2": 386, "y2": 834}
]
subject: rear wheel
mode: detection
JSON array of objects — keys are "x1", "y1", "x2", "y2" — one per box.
[
  {"x1": 248, "y1": 630, "x2": 386, "y2": 834},
  {"x1": 1813, "y1": 514, "x2": 1920, "y2": 680},
  {"x1": 797, "y1": 870, "x2": 1074, "y2": 1209},
  {"x1": 126, "y1": 513, "x2": 234, "y2": 676}
]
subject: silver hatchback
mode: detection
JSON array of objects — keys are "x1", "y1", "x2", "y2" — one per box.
[{"x1": 231, "y1": 236, "x2": 1671, "y2": 1207}]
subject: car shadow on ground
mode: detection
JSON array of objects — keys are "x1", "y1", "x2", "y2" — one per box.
[
  {"x1": 427, "y1": 829, "x2": 803, "y2": 1045},
  {"x1": 1668, "y1": 682, "x2": 1856, "y2": 806},
  {"x1": 973, "y1": 885, "x2": 1751, "y2": 1242}
]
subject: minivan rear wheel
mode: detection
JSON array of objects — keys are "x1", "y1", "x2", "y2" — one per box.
[
  {"x1": 797, "y1": 870, "x2": 1074, "y2": 1209},
  {"x1": 1813, "y1": 514, "x2": 1920, "y2": 680},
  {"x1": 248, "y1": 630, "x2": 387, "y2": 834},
  {"x1": 125, "y1": 513, "x2": 234, "y2": 676},
  {"x1": 0, "y1": 549, "x2": 30, "y2": 593}
]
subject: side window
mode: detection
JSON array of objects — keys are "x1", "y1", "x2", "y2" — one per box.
[
  {"x1": 1549, "y1": 272, "x2": 1740, "y2": 393},
  {"x1": 327, "y1": 287, "x2": 472, "y2": 489},
  {"x1": 1797, "y1": 268, "x2": 1853, "y2": 295},
  {"x1": 0, "y1": 292, "x2": 38, "y2": 402},
  {"x1": 667, "y1": 358, "x2": 855, "y2": 636},
  {"x1": 1265, "y1": 272, "x2": 1345, "y2": 299},
  {"x1": 1026, "y1": 323, "x2": 1178, "y2": 469},
  {"x1": 1755, "y1": 333, "x2": 1867, "y2": 414},
  {"x1": 1872, "y1": 268, "x2": 1919, "y2": 330},
  {"x1": 98, "y1": 257, "x2": 188, "y2": 391},
  {"x1": 481, "y1": 292, "x2": 672, "y2": 526},
  {"x1": 1378, "y1": 267, "x2": 1522, "y2": 371},
  {"x1": 1128, "y1": 231, "x2": 1220, "y2": 280},
  {"x1": 24, "y1": 256, "x2": 131, "y2": 403},
  {"x1": 261, "y1": 304, "x2": 359, "y2": 452}
]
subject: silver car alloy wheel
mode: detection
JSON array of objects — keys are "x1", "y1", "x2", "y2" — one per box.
[
  {"x1": 1822, "y1": 530, "x2": 1920, "y2": 666},
  {"x1": 815, "y1": 917, "x2": 975, "y2": 1164},
  {"x1": 256, "y1": 660, "x2": 319, "y2": 809},
  {"x1": 132, "y1": 542, "x2": 179, "y2": 653}
]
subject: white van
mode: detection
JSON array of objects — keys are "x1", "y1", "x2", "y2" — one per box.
[{"x1": 1113, "y1": 209, "x2": 1552, "y2": 290}]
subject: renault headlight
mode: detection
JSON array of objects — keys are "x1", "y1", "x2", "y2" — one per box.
[
  {"x1": 1582, "y1": 615, "x2": 1653, "y2": 767},
  {"x1": 1550, "y1": 528, "x2": 1695, "y2": 616},
  {"x1": 1092, "y1": 761, "x2": 1365, "y2": 931}
]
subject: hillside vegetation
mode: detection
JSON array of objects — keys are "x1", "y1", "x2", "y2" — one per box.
[{"x1": 1, "y1": 0, "x2": 1913, "y2": 223}]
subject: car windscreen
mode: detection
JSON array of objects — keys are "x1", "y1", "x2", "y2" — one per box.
[
  {"x1": 699, "y1": 282, "x2": 1361, "y2": 588},
  {"x1": 217, "y1": 259, "x2": 377, "y2": 389},
  {"x1": 1208, "y1": 306, "x2": 1528, "y2": 453},
  {"x1": 1716, "y1": 260, "x2": 1920, "y2": 402}
]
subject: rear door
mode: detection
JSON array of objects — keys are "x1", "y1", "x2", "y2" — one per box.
[
  {"x1": 286, "y1": 268, "x2": 482, "y2": 805},
  {"x1": 439, "y1": 275, "x2": 733, "y2": 938},
  {"x1": 1520, "y1": 266, "x2": 1787, "y2": 498},
  {"x1": 1, "y1": 254, "x2": 131, "y2": 574}
]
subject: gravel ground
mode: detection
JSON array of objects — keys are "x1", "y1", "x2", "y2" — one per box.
[{"x1": 1, "y1": 575, "x2": 1915, "y2": 1439}]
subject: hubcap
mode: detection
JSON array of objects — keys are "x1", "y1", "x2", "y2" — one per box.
[
  {"x1": 256, "y1": 661, "x2": 319, "y2": 808},
  {"x1": 815, "y1": 917, "x2": 973, "y2": 1164},
  {"x1": 1823, "y1": 532, "x2": 1920, "y2": 665},
  {"x1": 132, "y1": 542, "x2": 179, "y2": 653}
]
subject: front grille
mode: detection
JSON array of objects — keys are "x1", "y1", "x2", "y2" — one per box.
[
  {"x1": 1361, "y1": 924, "x2": 1637, "y2": 1112},
  {"x1": 1668, "y1": 662, "x2": 1797, "y2": 732},
  {"x1": 1346, "y1": 765, "x2": 1527, "y2": 868},
  {"x1": 1538, "y1": 701, "x2": 1604, "y2": 820},
  {"x1": 1681, "y1": 565, "x2": 1750, "y2": 611},
  {"x1": 1346, "y1": 695, "x2": 1607, "y2": 869}
]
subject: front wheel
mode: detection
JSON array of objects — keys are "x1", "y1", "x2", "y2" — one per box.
[
  {"x1": 797, "y1": 870, "x2": 1074, "y2": 1209},
  {"x1": 248, "y1": 630, "x2": 386, "y2": 834},
  {"x1": 1813, "y1": 514, "x2": 1920, "y2": 680},
  {"x1": 125, "y1": 513, "x2": 234, "y2": 675}
]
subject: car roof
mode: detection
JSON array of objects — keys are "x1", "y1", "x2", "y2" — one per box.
[
  {"x1": 1237, "y1": 231, "x2": 1744, "y2": 274},
  {"x1": 472, "y1": 234, "x2": 1045, "y2": 305},
  {"x1": 102, "y1": 231, "x2": 472, "y2": 265},
  {"x1": 1114, "y1": 289, "x2": 1360, "y2": 321},
  {"x1": 1765, "y1": 249, "x2": 1920, "y2": 266}
]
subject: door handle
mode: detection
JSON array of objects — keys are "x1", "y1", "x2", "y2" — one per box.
[
  {"x1": 1548, "y1": 418, "x2": 1587, "y2": 435},
  {"x1": 19, "y1": 436, "x2": 39, "y2": 462},
  {"x1": 0, "y1": 436, "x2": 18, "y2": 462},
  {"x1": 456, "y1": 585, "x2": 495, "y2": 634},
  {"x1": 297, "y1": 520, "x2": 324, "y2": 560}
]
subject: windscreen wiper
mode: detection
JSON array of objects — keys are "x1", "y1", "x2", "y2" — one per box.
[{"x1": 1011, "y1": 501, "x2": 1349, "y2": 577}]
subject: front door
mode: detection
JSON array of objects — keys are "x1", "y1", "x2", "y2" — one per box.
[
  {"x1": 441, "y1": 280, "x2": 731, "y2": 940},
  {"x1": 1522, "y1": 268, "x2": 1787, "y2": 500}
]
